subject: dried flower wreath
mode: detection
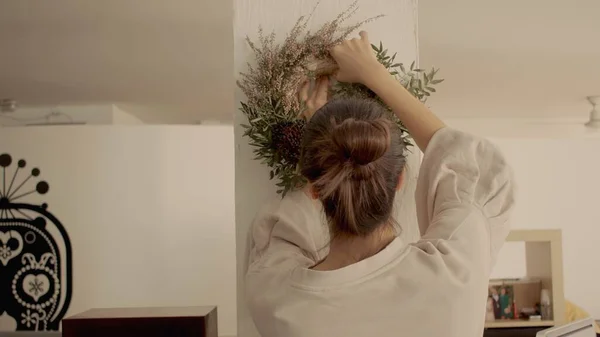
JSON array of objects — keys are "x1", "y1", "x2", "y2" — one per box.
[{"x1": 237, "y1": 1, "x2": 443, "y2": 195}]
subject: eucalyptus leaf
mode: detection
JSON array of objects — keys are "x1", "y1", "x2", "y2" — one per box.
[
  {"x1": 239, "y1": 34, "x2": 443, "y2": 196},
  {"x1": 427, "y1": 68, "x2": 435, "y2": 80}
]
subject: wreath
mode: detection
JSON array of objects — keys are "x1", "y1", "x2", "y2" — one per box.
[{"x1": 237, "y1": 1, "x2": 444, "y2": 196}]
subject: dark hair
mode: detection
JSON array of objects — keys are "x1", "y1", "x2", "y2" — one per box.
[{"x1": 300, "y1": 98, "x2": 407, "y2": 237}]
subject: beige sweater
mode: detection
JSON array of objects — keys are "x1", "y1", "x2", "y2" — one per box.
[{"x1": 245, "y1": 128, "x2": 516, "y2": 337}]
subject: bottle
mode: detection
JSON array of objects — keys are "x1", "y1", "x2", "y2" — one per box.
[{"x1": 540, "y1": 289, "x2": 552, "y2": 320}]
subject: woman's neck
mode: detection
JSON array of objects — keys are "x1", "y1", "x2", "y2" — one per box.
[{"x1": 312, "y1": 225, "x2": 397, "y2": 271}]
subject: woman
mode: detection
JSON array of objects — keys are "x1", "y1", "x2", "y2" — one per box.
[
  {"x1": 486, "y1": 297, "x2": 497, "y2": 321},
  {"x1": 245, "y1": 31, "x2": 515, "y2": 337},
  {"x1": 499, "y1": 287, "x2": 514, "y2": 319}
]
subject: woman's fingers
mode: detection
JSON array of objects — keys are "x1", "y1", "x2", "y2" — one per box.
[
  {"x1": 333, "y1": 70, "x2": 344, "y2": 83},
  {"x1": 299, "y1": 79, "x2": 309, "y2": 101},
  {"x1": 301, "y1": 77, "x2": 329, "y2": 106},
  {"x1": 312, "y1": 77, "x2": 329, "y2": 105},
  {"x1": 297, "y1": 79, "x2": 311, "y2": 118},
  {"x1": 330, "y1": 44, "x2": 343, "y2": 60},
  {"x1": 359, "y1": 31, "x2": 369, "y2": 45},
  {"x1": 298, "y1": 77, "x2": 330, "y2": 120}
]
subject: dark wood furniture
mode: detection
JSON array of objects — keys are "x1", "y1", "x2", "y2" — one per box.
[
  {"x1": 62, "y1": 306, "x2": 217, "y2": 337},
  {"x1": 484, "y1": 327, "x2": 547, "y2": 337},
  {"x1": 484, "y1": 327, "x2": 600, "y2": 337}
]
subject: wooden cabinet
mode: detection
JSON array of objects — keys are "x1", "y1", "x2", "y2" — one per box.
[{"x1": 62, "y1": 306, "x2": 218, "y2": 337}]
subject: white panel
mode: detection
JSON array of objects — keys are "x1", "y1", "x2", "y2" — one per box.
[{"x1": 234, "y1": 1, "x2": 419, "y2": 336}]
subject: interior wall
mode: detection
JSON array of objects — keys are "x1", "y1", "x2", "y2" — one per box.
[
  {"x1": 233, "y1": 1, "x2": 419, "y2": 336},
  {"x1": 0, "y1": 126, "x2": 237, "y2": 335},
  {"x1": 493, "y1": 137, "x2": 600, "y2": 318},
  {"x1": 447, "y1": 120, "x2": 600, "y2": 318},
  {"x1": 444, "y1": 118, "x2": 600, "y2": 140},
  {"x1": 111, "y1": 106, "x2": 145, "y2": 125}
]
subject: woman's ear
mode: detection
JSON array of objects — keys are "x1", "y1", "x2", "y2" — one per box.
[
  {"x1": 303, "y1": 184, "x2": 319, "y2": 200},
  {"x1": 396, "y1": 168, "x2": 406, "y2": 191},
  {"x1": 310, "y1": 185, "x2": 319, "y2": 199}
]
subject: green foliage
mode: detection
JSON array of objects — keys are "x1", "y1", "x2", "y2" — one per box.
[
  {"x1": 332, "y1": 42, "x2": 444, "y2": 149},
  {"x1": 240, "y1": 42, "x2": 444, "y2": 196},
  {"x1": 239, "y1": 98, "x2": 307, "y2": 196}
]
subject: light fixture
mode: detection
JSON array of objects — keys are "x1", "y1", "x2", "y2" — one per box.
[
  {"x1": 0, "y1": 100, "x2": 84, "y2": 126},
  {"x1": 585, "y1": 96, "x2": 600, "y2": 128},
  {"x1": 0, "y1": 98, "x2": 17, "y2": 113}
]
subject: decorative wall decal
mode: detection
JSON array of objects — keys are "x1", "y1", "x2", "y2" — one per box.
[{"x1": 0, "y1": 153, "x2": 72, "y2": 331}]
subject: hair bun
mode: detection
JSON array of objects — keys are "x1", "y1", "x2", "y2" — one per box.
[
  {"x1": 331, "y1": 118, "x2": 392, "y2": 166},
  {"x1": 300, "y1": 98, "x2": 407, "y2": 237}
]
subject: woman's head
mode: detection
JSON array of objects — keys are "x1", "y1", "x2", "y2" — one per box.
[{"x1": 300, "y1": 98, "x2": 407, "y2": 238}]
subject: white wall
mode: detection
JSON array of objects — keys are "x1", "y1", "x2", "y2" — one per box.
[
  {"x1": 448, "y1": 119, "x2": 600, "y2": 318},
  {"x1": 111, "y1": 106, "x2": 144, "y2": 125},
  {"x1": 234, "y1": 1, "x2": 419, "y2": 336},
  {"x1": 0, "y1": 126, "x2": 237, "y2": 335},
  {"x1": 445, "y1": 118, "x2": 600, "y2": 139}
]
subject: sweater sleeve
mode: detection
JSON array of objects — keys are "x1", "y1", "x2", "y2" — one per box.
[
  {"x1": 245, "y1": 190, "x2": 329, "y2": 275},
  {"x1": 414, "y1": 127, "x2": 516, "y2": 267},
  {"x1": 244, "y1": 191, "x2": 329, "y2": 323}
]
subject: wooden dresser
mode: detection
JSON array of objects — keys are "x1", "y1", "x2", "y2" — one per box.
[{"x1": 62, "y1": 306, "x2": 218, "y2": 337}]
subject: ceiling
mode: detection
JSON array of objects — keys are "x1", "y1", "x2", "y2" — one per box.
[
  {"x1": 419, "y1": 0, "x2": 600, "y2": 119},
  {"x1": 0, "y1": 0, "x2": 233, "y2": 123},
  {"x1": 2, "y1": 1, "x2": 597, "y2": 122}
]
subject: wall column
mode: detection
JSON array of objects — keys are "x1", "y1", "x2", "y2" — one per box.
[{"x1": 233, "y1": 1, "x2": 420, "y2": 336}]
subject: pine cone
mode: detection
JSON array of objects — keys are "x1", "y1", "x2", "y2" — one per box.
[{"x1": 271, "y1": 120, "x2": 306, "y2": 165}]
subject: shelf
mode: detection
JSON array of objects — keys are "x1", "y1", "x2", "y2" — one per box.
[
  {"x1": 506, "y1": 230, "x2": 562, "y2": 243},
  {"x1": 485, "y1": 320, "x2": 555, "y2": 329},
  {"x1": 487, "y1": 229, "x2": 566, "y2": 329}
]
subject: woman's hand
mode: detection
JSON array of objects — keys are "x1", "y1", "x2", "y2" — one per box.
[
  {"x1": 299, "y1": 76, "x2": 330, "y2": 120},
  {"x1": 330, "y1": 31, "x2": 384, "y2": 84},
  {"x1": 331, "y1": 30, "x2": 445, "y2": 152}
]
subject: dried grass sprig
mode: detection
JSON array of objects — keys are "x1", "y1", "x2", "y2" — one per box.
[{"x1": 237, "y1": 1, "x2": 444, "y2": 195}]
